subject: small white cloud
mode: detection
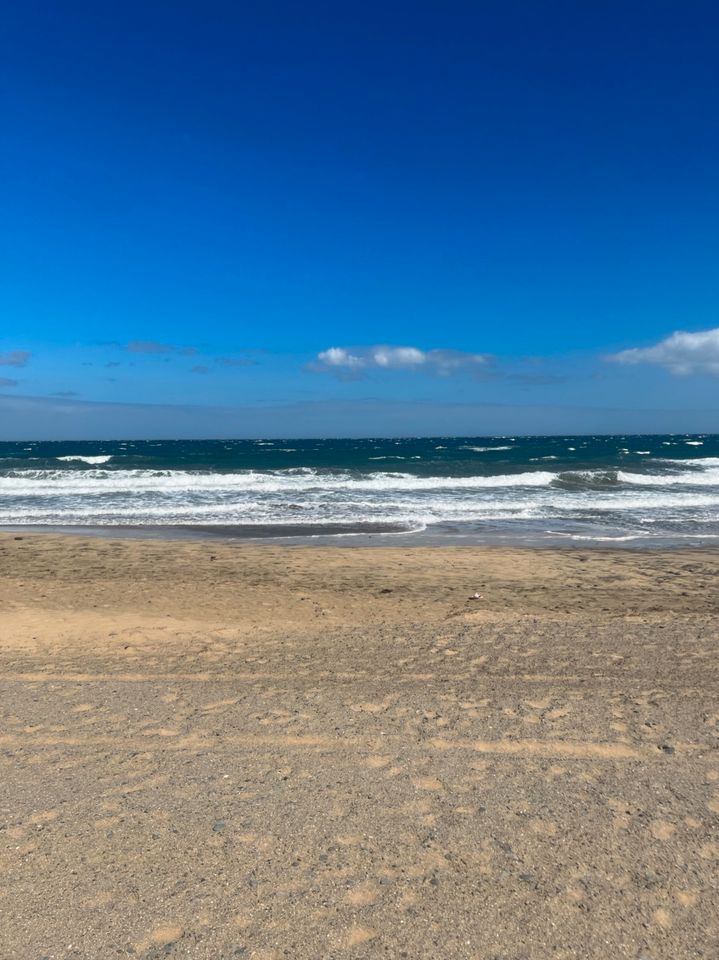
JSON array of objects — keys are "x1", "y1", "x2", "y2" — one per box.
[
  {"x1": 425, "y1": 349, "x2": 490, "y2": 375},
  {"x1": 313, "y1": 345, "x2": 490, "y2": 376},
  {"x1": 372, "y1": 346, "x2": 425, "y2": 368},
  {"x1": 317, "y1": 347, "x2": 368, "y2": 369},
  {"x1": 608, "y1": 327, "x2": 719, "y2": 375}
]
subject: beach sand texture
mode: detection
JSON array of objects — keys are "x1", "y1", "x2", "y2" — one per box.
[{"x1": 1, "y1": 534, "x2": 718, "y2": 958}]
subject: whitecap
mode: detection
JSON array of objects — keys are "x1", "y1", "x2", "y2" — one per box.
[
  {"x1": 459, "y1": 445, "x2": 514, "y2": 453},
  {"x1": 617, "y1": 468, "x2": 719, "y2": 487},
  {"x1": 56, "y1": 455, "x2": 113, "y2": 465},
  {"x1": 0, "y1": 467, "x2": 557, "y2": 496},
  {"x1": 662, "y1": 457, "x2": 719, "y2": 468}
]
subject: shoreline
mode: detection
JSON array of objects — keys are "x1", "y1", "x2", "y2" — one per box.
[
  {"x1": 3, "y1": 531, "x2": 719, "y2": 618},
  {"x1": 3, "y1": 522, "x2": 719, "y2": 550}
]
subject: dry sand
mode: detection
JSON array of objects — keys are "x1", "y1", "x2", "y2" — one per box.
[{"x1": 1, "y1": 533, "x2": 718, "y2": 959}]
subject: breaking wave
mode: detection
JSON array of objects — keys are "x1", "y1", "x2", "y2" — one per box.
[
  {"x1": 0, "y1": 460, "x2": 718, "y2": 529},
  {"x1": 1, "y1": 437, "x2": 718, "y2": 540},
  {"x1": 56, "y1": 455, "x2": 114, "y2": 465}
]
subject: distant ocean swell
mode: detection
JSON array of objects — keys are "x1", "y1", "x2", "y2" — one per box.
[{"x1": 1, "y1": 437, "x2": 718, "y2": 544}]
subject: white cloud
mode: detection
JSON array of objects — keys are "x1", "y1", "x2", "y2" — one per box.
[
  {"x1": 371, "y1": 346, "x2": 425, "y2": 368},
  {"x1": 313, "y1": 345, "x2": 490, "y2": 376},
  {"x1": 317, "y1": 347, "x2": 368, "y2": 370},
  {"x1": 608, "y1": 327, "x2": 719, "y2": 375}
]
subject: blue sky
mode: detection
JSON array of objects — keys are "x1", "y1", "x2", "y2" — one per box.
[{"x1": 2, "y1": 0, "x2": 718, "y2": 437}]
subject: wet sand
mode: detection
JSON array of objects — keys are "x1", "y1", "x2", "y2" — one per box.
[{"x1": 1, "y1": 533, "x2": 718, "y2": 958}]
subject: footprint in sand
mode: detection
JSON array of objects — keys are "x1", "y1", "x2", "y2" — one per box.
[
  {"x1": 89, "y1": 891, "x2": 115, "y2": 908},
  {"x1": 94, "y1": 816, "x2": 122, "y2": 830},
  {"x1": 201, "y1": 697, "x2": 239, "y2": 714},
  {"x1": 412, "y1": 776, "x2": 444, "y2": 791},
  {"x1": 676, "y1": 891, "x2": 698, "y2": 907},
  {"x1": 29, "y1": 810, "x2": 59, "y2": 825},
  {"x1": 342, "y1": 926, "x2": 377, "y2": 948},
  {"x1": 529, "y1": 817, "x2": 558, "y2": 836},
  {"x1": 365, "y1": 755, "x2": 391, "y2": 769},
  {"x1": 650, "y1": 819, "x2": 676, "y2": 840},
  {"x1": 135, "y1": 924, "x2": 183, "y2": 953},
  {"x1": 564, "y1": 885, "x2": 584, "y2": 903},
  {"x1": 345, "y1": 882, "x2": 381, "y2": 906},
  {"x1": 350, "y1": 702, "x2": 387, "y2": 714},
  {"x1": 699, "y1": 842, "x2": 719, "y2": 860},
  {"x1": 336, "y1": 834, "x2": 363, "y2": 847},
  {"x1": 397, "y1": 890, "x2": 419, "y2": 911},
  {"x1": 546, "y1": 707, "x2": 570, "y2": 720}
]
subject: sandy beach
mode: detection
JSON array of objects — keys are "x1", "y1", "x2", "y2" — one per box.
[{"x1": 1, "y1": 533, "x2": 718, "y2": 958}]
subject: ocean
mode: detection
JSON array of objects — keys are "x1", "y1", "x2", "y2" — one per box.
[{"x1": 1, "y1": 435, "x2": 719, "y2": 546}]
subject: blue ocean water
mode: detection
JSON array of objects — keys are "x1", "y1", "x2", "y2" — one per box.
[{"x1": 1, "y1": 435, "x2": 719, "y2": 545}]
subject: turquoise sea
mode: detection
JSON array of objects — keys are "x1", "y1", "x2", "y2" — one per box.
[{"x1": 1, "y1": 435, "x2": 719, "y2": 545}]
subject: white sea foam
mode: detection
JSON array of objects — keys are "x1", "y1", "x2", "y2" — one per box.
[
  {"x1": 3, "y1": 485, "x2": 718, "y2": 527},
  {"x1": 56, "y1": 455, "x2": 113, "y2": 465},
  {"x1": 2, "y1": 458, "x2": 719, "y2": 531},
  {"x1": 662, "y1": 457, "x2": 719, "y2": 468},
  {"x1": 459, "y1": 445, "x2": 514, "y2": 452},
  {"x1": 0, "y1": 468, "x2": 557, "y2": 496},
  {"x1": 550, "y1": 533, "x2": 642, "y2": 542},
  {"x1": 617, "y1": 467, "x2": 719, "y2": 487}
]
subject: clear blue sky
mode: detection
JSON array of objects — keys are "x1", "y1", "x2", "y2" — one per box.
[{"x1": 2, "y1": 0, "x2": 718, "y2": 437}]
